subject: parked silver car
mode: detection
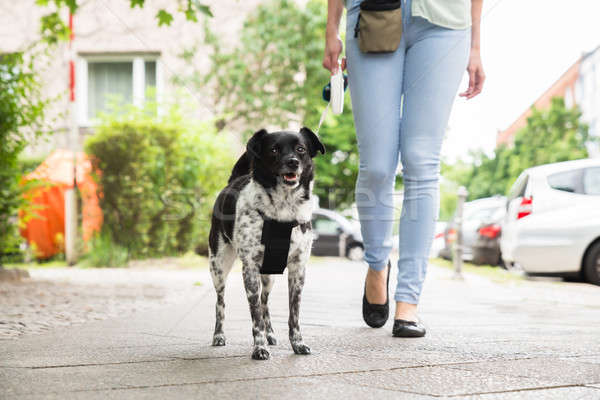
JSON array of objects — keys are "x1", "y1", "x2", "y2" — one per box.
[{"x1": 500, "y1": 158, "x2": 600, "y2": 285}]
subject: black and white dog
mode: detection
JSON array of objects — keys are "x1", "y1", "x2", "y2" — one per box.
[{"x1": 208, "y1": 127, "x2": 325, "y2": 360}]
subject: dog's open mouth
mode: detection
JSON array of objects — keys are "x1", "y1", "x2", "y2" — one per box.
[{"x1": 282, "y1": 172, "x2": 299, "y2": 184}]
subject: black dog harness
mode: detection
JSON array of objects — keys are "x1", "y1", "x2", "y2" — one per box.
[{"x1": 257, "y1": 210, "x2": 311, "y2": 274}]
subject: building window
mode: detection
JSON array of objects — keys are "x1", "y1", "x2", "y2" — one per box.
[
  {"x1": 590, "y1": 118, "x2": 598, "y2": 137},
  {"x1": 579, "y1": 73, "x2": 587, "y2": 102},
  {"x1": 586, "y1": 66, "x2": 595, "y2": 97},
  {"x1": 145, "y1": 61, "x2": 156, "y2": 91},
  {"x1": 87, "y1": 62, "x2": 133, "y2": 119},
  {"x1": 77, "y1": 55, "x2": 161, "y2": 126},
  {"x1": 564, "y1": 87, "x2": 573, "y2": 108}
]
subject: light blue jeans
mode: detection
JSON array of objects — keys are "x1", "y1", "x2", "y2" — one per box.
[{"x1": 346, "y1": 0, "x2": 470, "y2": 304}]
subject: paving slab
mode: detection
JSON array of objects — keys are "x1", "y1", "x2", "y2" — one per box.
[
  {"x1": 455, "y1": 386, "x2": 600, "y2": 399},
  {"x1": 565, "y1": 355, "x2": 600, "y2": 365},
  {"x1": 0, "y1": 342, "x2": 255, "y2": 369},
  {"x1": 445, "y1": 358, "x2": 600, "y2": 386},
  {"x1": 333, "y1": 366, "x2": 555, "y2": 397},
  {"x1": 2, "y1": 351, "x2": 438, "y2": 396},
  {"x1": 2, "y1": 259, "x2": 600, "y2": 399},
  {"x1": 10, "y1": 376, "x2": 437, "y2": 400}
]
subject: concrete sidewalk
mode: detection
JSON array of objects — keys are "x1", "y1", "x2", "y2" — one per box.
[{"x1": 2, "y1": 259, "x2": 600, "y2": 399}]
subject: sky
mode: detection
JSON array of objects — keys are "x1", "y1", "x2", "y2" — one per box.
[{"x1": 443, "y1": 0, "x2": 600, "y2": 163}]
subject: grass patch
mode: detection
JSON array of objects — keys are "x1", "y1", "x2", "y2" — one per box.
[
  {"x1": 430, "y1": 257, "x2": 525, "y2": 284},
  {"x1": 4, "y1": 251, "x2": 210, "y2": 271},
  {"x1": 126, "y1": 252, "x2": 210, "y2": 269},
  {"x1": 174, "y1": 252, "x2": 210, "y2": 269},
  {"x1": 2, "y1": 259, "x2": 68, "y2": 270}
]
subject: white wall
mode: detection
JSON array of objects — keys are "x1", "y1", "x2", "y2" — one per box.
[
  {"x1": 577, "y1": 47, "x2": 600, "y2": 157},
  {"x1": 1, "y1": 0, "x2": 266, "y2": 157}
]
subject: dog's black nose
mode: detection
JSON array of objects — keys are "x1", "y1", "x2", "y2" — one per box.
[{"x1": 286, "y1": 158, "x2": 300, "y2": 169}]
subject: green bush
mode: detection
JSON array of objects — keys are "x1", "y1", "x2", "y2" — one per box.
[
  {"x1": 0, "y1": 53, "x2": 46, "y2": 265},
  {"x1": 85, "y1": 102, "x2": 234, "y2": 258},
  {"x1": 18, "y1": 155, "x2": 45, "y2": 175},
  {"x1": 82, "y1": 232, "x2": 129, "y2": 268}
]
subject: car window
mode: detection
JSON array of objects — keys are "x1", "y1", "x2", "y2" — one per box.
[
  {"x1": 583, "y1": 167, "x2": 600, "y2": 195},
  {"x1": 312, "y1": 217, "x2": 341, "y2": 235},
  {"x1": 508, "y1": 173, "x2": 529, "y2": 201},
  {"x1": 547, "y1": 169, "x2": 583, "y2": 193}
]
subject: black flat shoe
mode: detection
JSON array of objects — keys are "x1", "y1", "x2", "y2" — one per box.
[
  {"x1": 362, "y1": 261, "x2": 391, "y2": 328},
  {"x1": 392, "y1": 319, "x2": 426, "y2": 338}
]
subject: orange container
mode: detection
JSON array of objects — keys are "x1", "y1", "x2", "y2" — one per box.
[{"x1": 20, "y1": 150, "x2": 102, "y2": 259}]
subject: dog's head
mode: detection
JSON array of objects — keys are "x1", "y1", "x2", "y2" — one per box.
[{"x1": 246, "y1": 127, "x2": 325, "y2": 190}]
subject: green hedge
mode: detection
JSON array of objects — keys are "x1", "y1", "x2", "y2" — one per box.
[
  {"x1": 0, "y1": 53, "x2": 46, "y2": 264},
  {"x1": 85, "y1": 105, "x2": 235, "y2": 259}
]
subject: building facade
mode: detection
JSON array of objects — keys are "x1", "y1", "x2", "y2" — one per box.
[
  {"x1": 1, "y1": 0, "x2": 262, "y2": 156},
  {"x1": 577, "y1": 47, "x2": 600, "y2": 142}
]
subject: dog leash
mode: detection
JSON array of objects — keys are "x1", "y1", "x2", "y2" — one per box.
[{"x1": 315, "y1": 102, "x2": 331, "y2": 136}]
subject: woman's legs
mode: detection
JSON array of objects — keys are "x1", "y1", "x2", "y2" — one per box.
[
  {"x1": 346, "y1": 6, "x2": 405, "y2": 280},
  {"x1": 394, "y1": 17, "x2": 470, "y2": 315},
  {"x1": 346, "y1": 0, "x2": 469, "y2": 316}
]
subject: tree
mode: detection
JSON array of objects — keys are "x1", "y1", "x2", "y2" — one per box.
[
  {"x1": 443, "y1": 97, "x2": 594, "y2": 201},
  {"x1": 0, "y1": 53, "x2": 46, "y2": 264},
  {"x1": 180, "y1": 0, "x2": 360, "y2": 209},
  {"x1": 36, "y1": 0, "x2": 212, "y2": 43}
]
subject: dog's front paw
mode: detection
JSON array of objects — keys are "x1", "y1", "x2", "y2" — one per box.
[
  {"x1": 251, "y1": 346, "x2": 270, "y2": 360},
  {"x1": 291, "y1": 342, "x2": 311, "y2": 355},
  {"x1": 212, "y1": 333, "x2": 226, "y2": 346},
  {"x1": 267, "y1": 333, "x2": 277, "y2": 346}
]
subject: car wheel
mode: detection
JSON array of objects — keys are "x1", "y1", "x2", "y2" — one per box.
[
  {"x1": 498, "y1": 256, "x2": 507, "y2": 270},
  {"x1": 347, "y1": 244, "x2": 364, "y2": 261},
  {"x1": 583, "y1": 241, "x2": 600, "y2": 286}
]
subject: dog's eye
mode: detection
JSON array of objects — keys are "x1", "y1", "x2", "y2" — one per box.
[{"x1": 296, "y1": 146, "x2": 306, "y2": 153}]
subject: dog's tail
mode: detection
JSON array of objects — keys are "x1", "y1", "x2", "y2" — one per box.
[{"x1": 228, "y1": 152, "x2": 251, "y2": 183}]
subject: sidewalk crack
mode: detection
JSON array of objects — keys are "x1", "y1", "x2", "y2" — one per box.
[{"x1": 443, "y1": 384, "x2": 592, "y2": 397}]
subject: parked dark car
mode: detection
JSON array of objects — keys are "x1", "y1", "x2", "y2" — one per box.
[
  {"x1": 439, "y1": 196, "x2": 506, "y2": 265},
  {"x1": 472, "y1": 219, "x2": 503, "y2": 266},
  {"x1": 311, "y1": 208, "x2": 364, "y2": 260}
]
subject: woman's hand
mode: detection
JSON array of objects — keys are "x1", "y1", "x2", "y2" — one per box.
[
  {"x1": 460, "y1": 49, "x2": 485, "y2": 99},
  {"x1": 461, "y1": 0, "x2": 484, "y2": 100},
  {"x1": 323, "y1": 0, "x2": 346, "y2": 74},
  {"x1": 323, "y1": 34, "x2": 346, "y2": 74}
]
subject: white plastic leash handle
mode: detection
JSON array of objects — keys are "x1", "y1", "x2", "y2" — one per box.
[
  {"x1": 315, "y1": 60, "x2": 344, "y2": 135},
  {"x1": 330, "y1": 60, "x2": 344, "y2": 115}
]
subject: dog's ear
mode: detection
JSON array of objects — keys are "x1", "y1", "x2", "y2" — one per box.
[
  {"x1": 300, "y1": 127, "x2": 325, "y2": 157},
  {"x1": 246, "y1": 129, "x2": 268, "y2": 163}
]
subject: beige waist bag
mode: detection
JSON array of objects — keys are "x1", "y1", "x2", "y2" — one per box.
[{"x1": 354, "y1": 0, "x2": 403, "y2": 53}]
